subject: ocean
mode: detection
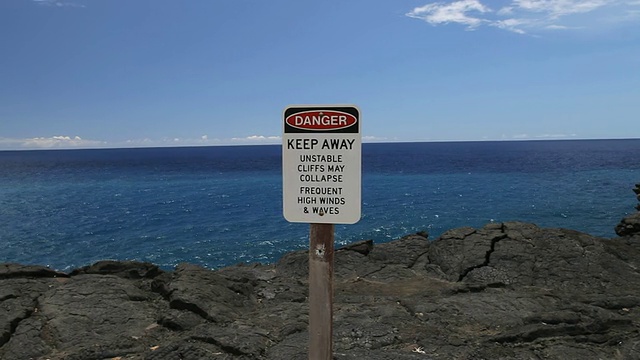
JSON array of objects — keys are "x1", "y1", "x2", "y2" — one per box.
[{"x1": 1, "y1": 139, "x2": 639, "y2": 271}]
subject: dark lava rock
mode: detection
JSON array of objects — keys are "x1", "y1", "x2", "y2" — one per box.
[
  {"x1": 615, "y1": 183, "x2": 640, "y2": 236},
  {"x1": 3, "y1": 221, "x2": 640, "y2": 359},
  {"x1": 616, "y1": 212, "x2": 640, "y2": 237},
  {"x1": 0, "y1": 263, "x2": 67, "y2": 279},
  {"x1": 69, "y1": 260, "x2": 163, "y2": 279}
]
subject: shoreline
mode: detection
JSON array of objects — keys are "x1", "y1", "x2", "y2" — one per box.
[
  {"x1": 2, "y1": 215, "x2": 640, "y2": 359},
  {"x1": 2, "y1": 184, "x2": 638, "y2": 359}
]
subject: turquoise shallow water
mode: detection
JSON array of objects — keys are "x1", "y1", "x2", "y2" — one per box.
[{"x1": 0, "y1": 139, "x2": 638, "y2": 271}]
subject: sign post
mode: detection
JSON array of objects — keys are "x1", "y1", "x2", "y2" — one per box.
[
  {"x1": 282, "y1": 105, "x2": 361, "y2": 360},
  {"x1": 308, "y1": 223, "x2": 334, "y2": 360}
]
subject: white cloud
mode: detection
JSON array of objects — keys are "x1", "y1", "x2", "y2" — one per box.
[
  {"x1": 407, "y1": 0, "x2": 491, "y2": 29},
  {"x1": 512, "y1": 0, "x2": 609, "y2": 18},
  {"x1": 502, "y1": 133, "x2": 579, "y2": 140},
  {"x1": 498, "y1": 6, "x2": 515, "y2": 15},
  {"x1": 544, "y1": 23, "x2": 582, "y2": 29},
  {"x1": 231, "y1": 135, "x2": 281, "y2": 143},
  {"x1": 118, "y1": 135, "x2": 280, "y2": 148},
  {"x1": 535, "y1": 133, "x2": 578, "y2": 138},
  {"x1": 16, "y1": 135, "x2": 105, "y2": 149},
  {"x1": 491, "y1": 18, "x2": 530, "y2": 33},
  {"x1": 0, "y1": 133, "x2": 398, "y2": 150},
  {"x1": 362, "y1": 135, "x2": 390, "y2": 142},
  {"x1": 123, "y1": 136, "x2": 216, "y2": 147},
  {"x1": 407, "y1": 0, "x2": 640, "y2": 34},
  {"x1": 33, "y1": 0, "x2": 85, "y2": 8}
]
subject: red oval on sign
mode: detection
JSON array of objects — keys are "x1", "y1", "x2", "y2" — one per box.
[{"x1": 286, "y1": 110, "x2": 357, "y2": 131}]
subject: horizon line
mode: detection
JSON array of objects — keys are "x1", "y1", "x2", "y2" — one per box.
[{"x1": 1, "y1": 137, "x2": 639, "y2": 152}]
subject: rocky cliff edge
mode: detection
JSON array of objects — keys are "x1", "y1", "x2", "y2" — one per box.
[{"x1": 3, "y1": 183, "x2": 640, "y2": 360}]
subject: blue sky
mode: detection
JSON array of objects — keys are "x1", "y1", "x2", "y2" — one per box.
[{"x1": 1, "y1": 0, "x2": 639, "y2": 150}]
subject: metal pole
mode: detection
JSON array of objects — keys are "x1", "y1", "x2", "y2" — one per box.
[{"x1": 309, "y1": 223, "x2": 334, "y2": 360}]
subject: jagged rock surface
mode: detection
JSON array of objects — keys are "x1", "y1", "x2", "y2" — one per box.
[
  {"x1": 2, "y1": 222, "x2": 640, "y2": 360},
  {"x1": 616, "y1": 212, "x2": 640, "y2": 237},
  {"x1": 615, "y1": 183, "x2": 640, "y2": 236}
]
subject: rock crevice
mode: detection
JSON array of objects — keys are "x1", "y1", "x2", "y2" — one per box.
[{"x1": 3, "y1": 215, "x2": 640, "y2": 358}]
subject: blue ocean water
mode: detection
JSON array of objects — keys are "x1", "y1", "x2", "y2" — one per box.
[{"x1": 0, "y1": 139, "x2": 639, "y2": 271}]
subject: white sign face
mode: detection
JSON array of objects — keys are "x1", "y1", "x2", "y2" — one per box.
[{"x1": 282, "y1": 105, "x2": 361, "y2": 224}]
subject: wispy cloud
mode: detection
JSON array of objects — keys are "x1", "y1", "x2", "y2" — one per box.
[
  {"x1": 512, "y1": 0, "x2": 609, "y2": 18},
  {"x1": 0, "y1": 135, "x2": 105, "y2": 149},
  {"x1": 231, "y1": 135, "x2": 281, "y2": 143},
  {"x1": 125, "y1": 134, "x2": 282, "y2": 147},
  {"x1": 0, "y1": 133, "x2": 400, "y2": 150},
  {"x1": 406, "y1": 0, "x2": 491, "y2": 30},
  {"x1": 407, "y1": 0, "x2": 640, "y2": 34},
  {"x1": 362, "y1": 135, "x2": 391, "y2": 142},
  {"x1": 32, "y1": 0, "x2": 85, "y2": 8},
  {"x1": 507, "y1": 133, "x2": 579, "y2": 139},
  {"x1": 535, "y1": 133, "x2": 578, "y2": 138},
  {"x1": 0, "y1": 134, "x2": 286, "y2": 150}
]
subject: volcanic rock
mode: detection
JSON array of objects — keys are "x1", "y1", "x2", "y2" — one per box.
[
  {"x1": 2, "y1": 222, "x2": 640, "y2": 359},
  {"x1": 615, "y1": 183, "x2": 640, "y2": 236}
]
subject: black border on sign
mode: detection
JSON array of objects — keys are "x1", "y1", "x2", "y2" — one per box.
[{"x1": 284, "y1": 106, "x2": 359, "y2": 134}]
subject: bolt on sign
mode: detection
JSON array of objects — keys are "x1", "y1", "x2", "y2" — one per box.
[{"x1": 282, "y1": 105, "x2": 361, "y2": 224}]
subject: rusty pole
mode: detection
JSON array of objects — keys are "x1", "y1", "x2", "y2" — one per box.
[{"x1": 308, "y1": 223, "x2": 334, "y2": 360}]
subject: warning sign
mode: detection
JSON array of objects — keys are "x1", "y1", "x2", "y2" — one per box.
[{"x1": 282, "y1": 105, "x2": 361, "y2": 224}]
